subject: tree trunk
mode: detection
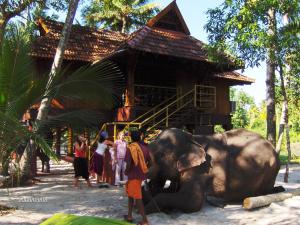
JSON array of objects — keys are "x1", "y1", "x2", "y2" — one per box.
[
  {"x1": 275, "y1": 103, "x2": 287, "y2": 153},
  {"x1": 37, "y1": 0, "x2": 80, "y2": 121},
  {"x1": 0, "y1": 19, "x2": 8, "y2": 49},
  {"x1": 278, "y1": 66, "x2": 291, "y2": 182},
  {"x1": 266, "y1": 8, "x2": 277, "y2": 147},
  {"x1": 280, "y1": 12, "x2": 291, "y2": 183},
  {"x1": 19, "y1": 141, "x2": 35, "y2": 181},
  {"x1": 243, "y1": 188, "x2": 300, "y2": 210},
  {"x1": 121, "y1": 16, "x2": 127, "y2": 33}
]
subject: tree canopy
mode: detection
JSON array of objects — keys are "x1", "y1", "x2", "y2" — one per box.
[{"x1": 82, "y1": 0, "x2": 159, "y2": 33}]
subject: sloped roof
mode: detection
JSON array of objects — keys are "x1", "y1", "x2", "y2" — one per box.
[
  {"x1": 147, "y1": 0, "x2": 190, "y2": 35},
  {"x1": 30, "y1": 1, "x2": 254, "y2": 84},
  {"x1": 31, "y1": 19, "x2": 127, "y2": 62},
  {"x1": 125, "y1": 26, "x2": 211, "y2": 63},
  {"x1": 214, "y1": 71, "x2": 255, "y2": 84}
]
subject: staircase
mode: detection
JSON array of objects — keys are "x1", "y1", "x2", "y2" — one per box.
[{"x1": 97, "y1": 85, "x2": 216, "y2": 141}]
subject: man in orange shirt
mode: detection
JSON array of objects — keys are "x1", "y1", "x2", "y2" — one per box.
[{"x1": 123, "y1": 130, "x2": 150, "y2": 225}]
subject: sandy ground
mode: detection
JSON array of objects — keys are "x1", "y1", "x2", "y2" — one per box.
[{"x1": 0, "y1": 161, "x2": 300, "y2": 225}]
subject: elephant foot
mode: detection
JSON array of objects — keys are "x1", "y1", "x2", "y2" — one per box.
[{"x1": 145, "y1": 199, "x2": 163, "y2": 214}]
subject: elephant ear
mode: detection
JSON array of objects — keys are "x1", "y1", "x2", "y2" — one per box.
[{"x1": 177, "y1": 144, "x2": 206, "y2": 172}]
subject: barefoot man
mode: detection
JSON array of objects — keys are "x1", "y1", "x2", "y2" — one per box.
[{"x1": 124, "y1": 130, "x2": 150, "y2": 225}]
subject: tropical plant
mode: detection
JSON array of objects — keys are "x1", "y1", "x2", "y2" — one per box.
[
  {"x1": 0, "y1": 0, "x2": 71, "y2": 49},
  {"x1": 0, "y1": 27, "x2": 124, "y2": 181},
  {"x1": 230, "y1": 88, "x2": 255, "y2": 129},
  {"x1": 82, "y1": 0, "x2": 159, "y2": 33},
  {"x1": 37, "y1": 0, "x2": 80, "y2": 121},
  {"x1": 205, "y1": 0, "x2": 300, "y2": 147}
]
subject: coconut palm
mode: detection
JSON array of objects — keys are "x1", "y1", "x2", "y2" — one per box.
[
  {"x1": 82, "y1": 0, "x2": 159, "y2": 33},
  {"x1": 0, "y1": 27, "x2": 124, "y2": 180}
]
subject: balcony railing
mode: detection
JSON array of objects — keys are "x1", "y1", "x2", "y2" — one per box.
[{"x1": 134, "y1": 84, "x2": 177, "y2": 107}]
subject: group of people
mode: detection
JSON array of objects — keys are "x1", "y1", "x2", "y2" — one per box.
[
  {"x1": 91, "y1": 130, "x2": 128, "y2": 186},
  {"x1": 72, "y1": 129, "x2": 150, "y2": 225}
]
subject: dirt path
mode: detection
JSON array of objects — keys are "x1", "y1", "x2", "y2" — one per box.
[{"x1": 0, "y1": 161, "x2": 300, "y2": 225}]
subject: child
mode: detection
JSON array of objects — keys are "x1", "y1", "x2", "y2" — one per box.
[
  {"x1": 123, "y1": 130, "x2": 150, "y2": 225},
  {"x1": 114, "y1": 131, "x2": 128, "y2": 186}
]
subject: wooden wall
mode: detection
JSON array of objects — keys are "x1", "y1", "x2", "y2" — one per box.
[{"x1": 214, "y1": 79, "x2": 230, "y2": 115}]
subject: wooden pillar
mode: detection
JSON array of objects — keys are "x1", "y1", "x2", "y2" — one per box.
[
  {"x1": 67, "y1": 127, "x2": 73, "y2": 156},
  {"x1": 125, "y1": 52, "x2": 138, "y2": 107},
  {"x1": 55, "y1": 128, "x2": 61, "y2": 156}
]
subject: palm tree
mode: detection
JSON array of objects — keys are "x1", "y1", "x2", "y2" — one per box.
[
  {"x1": 37, "y1": 0, "x2": 80, "y2": 121},
  {"x1": 0, "y1": 27, "x2": 124, "y2": 182},
  {"x1": 82, "y1": 0, "x2": 159, "y2": 33}
]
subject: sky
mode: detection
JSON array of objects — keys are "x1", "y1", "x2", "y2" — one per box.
[{"x1": 61, "y1": 0, "x2": 267, "y2": 104}]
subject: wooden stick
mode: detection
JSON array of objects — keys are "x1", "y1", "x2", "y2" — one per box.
[{"x1": 243, "y1": 188, "x2": 300, "y2": 210}]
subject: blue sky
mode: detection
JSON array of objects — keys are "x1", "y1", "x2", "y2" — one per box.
[{"x1": 67, "y1": 0, "x2": 266, "y2": 104}]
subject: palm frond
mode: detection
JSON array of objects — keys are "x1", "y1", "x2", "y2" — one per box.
[
  {"x1": 0, "y1": 111, "x2": 57, "y2": 160},
  {"x1": 48, "y1": 61, "x2": 125, "y2": 109},
  {"x1": 37, "y1": 109, "x2": 107, "y2": 132}
]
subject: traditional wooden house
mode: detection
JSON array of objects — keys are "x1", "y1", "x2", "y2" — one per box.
[{"x1": 30, "y1": 1, "x2": 254, "y2": 151}]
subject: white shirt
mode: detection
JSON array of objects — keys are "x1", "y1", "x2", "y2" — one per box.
[{"x1": 95, "y1": 142, "x2": 107, "y2": 155}]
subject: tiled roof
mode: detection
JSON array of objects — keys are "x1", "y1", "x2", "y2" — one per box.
[
  {"x1": 30, "y1": 19, "x2": 128, "y2": 62},
  {"x1": 214, "y1": 71, "x2": 255, "y2": 84},
  {"x1": 126, "y1": 26, "x2": 213, "y2": 63},
  {"x1": 31, "y1": 19, "x2": 235, "y2": 66},
  {"x1": 30, "y1": 19, "x2": 252, "y2": 84}
]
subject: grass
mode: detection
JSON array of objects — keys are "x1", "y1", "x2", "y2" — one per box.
[
  {"x1": 40, "y1": 213, "x2": 133, "y2": 225},
  {"x1": 279, "y1": 150, "x2": 300, "y2": 165}
]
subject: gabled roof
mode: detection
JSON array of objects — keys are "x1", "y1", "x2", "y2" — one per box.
[
  {"x1": 147, "y1": 1, "x2": 190, "y2": 35},
  {"x1": 29, "y1": 3, "x2": 254, "y2": 84},
  {"x1": 31, "y1": 18, "x2": 127, "y2": 62},
  {"x1": 32, "y1": 18, "x2": 235, "y2": 67}
]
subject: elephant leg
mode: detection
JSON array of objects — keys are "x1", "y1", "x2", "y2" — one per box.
[
  {"x1": 142, "y1": 178, "x2": 166, "y2": 205},
  {"x1": 145, "y1": 183, "x2": 204, "y2": 214}
]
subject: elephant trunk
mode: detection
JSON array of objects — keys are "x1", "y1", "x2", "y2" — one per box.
[{"x1": 147, "y1": 165, "x2": 159, "y2": 180}]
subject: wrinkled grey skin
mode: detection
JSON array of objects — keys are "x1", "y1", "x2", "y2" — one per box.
[{"x1": 143, "y1": 128, "x2": 280, "y2": 214}]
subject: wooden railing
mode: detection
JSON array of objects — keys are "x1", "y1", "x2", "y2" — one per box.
[
  {"x1": 134, "y1": 84, "x2": 177, "y2": 106},
  {"x1": 194, "y1": 85, "x2": 216, "y2": 110},
  {"x1": 92, "y1": 85, "x2": 216, "y2": 144}
]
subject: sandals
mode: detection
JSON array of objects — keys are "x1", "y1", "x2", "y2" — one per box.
[{"x1": 123, "y1": 215, "x2": 133, "y2": 223}]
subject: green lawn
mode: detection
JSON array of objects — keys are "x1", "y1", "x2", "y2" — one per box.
[
  {"x1": 279, "y1": 150, "x2": 300, "y2": 164},
  {"x1": 40, "y1": 213, "x2": 133, "y2": 225}
]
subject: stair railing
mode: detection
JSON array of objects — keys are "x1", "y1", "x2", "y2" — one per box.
[
  {"x1": 130, "y1": 93, "x2": 178, "y2": 124},
  {"x1": 140, "y1": 89, "x2": 194, "y2": 131},
  {"x1": 91, "y1": 84, "x2": 216, "y2": 144}
]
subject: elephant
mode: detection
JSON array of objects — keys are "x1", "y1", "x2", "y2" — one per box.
[{"x1": 143, "y1": 128, "x2": 281, "y2": 214}]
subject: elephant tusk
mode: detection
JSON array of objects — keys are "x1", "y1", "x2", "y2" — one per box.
[{"x1": 163, "y1": 180, "x2": 171, "y2": 189}]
